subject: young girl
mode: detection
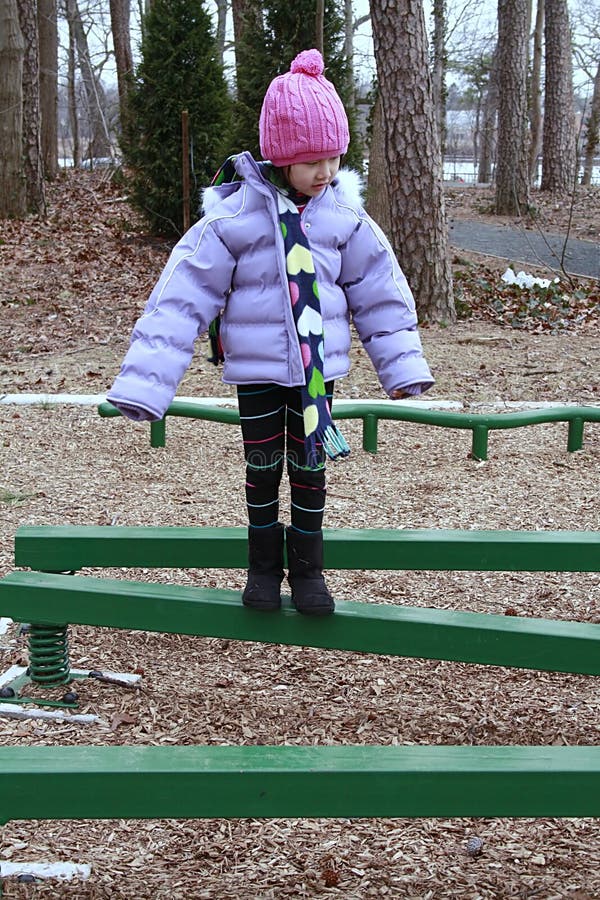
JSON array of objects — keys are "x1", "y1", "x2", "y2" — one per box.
[{"x1": 107, "y1": 48, "x2": 434, "y2": 618}]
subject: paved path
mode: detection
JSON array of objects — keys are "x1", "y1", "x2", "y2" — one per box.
[{"x1": 449, "y1": 220, "x2": 599, "y2": 279}]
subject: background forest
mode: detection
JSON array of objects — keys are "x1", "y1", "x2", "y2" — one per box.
[
  {"x1": 0, "y1": 0, "x2": 598, "y2": 322},
  {"x1": 0, "y1": 4, "x2": 599, "y2": 895}
]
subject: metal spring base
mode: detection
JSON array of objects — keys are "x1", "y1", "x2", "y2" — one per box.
[{"x1": 27, "y1": 623, "x2": 71, "y2": 685}]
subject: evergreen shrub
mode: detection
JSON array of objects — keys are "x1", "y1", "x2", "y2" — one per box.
[{"x1": 122, "y1": 0, "x2": 232, "y2": 236}]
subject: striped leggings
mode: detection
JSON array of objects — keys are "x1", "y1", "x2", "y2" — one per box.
[{"x1": 237, "y1": 382, "x2": 334, "y2": 533}]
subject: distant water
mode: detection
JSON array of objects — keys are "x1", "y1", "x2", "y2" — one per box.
[
  {"x1": 443, "y1": 159, "x2": 599, "y2": 186},
  {"x1": 60, "y1": 156, "x2": 600, "y2": 187}
]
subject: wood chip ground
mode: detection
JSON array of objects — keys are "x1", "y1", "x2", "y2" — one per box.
[{"x1": 0, "y1": 174, "x2": 599, "y2": 898}]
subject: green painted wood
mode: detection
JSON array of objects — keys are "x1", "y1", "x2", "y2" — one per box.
[
  {"x1": 150, "y1": 418, "x2": 165, "y2": 448},
  {"x1": 15, "y1": 525, "x2": 248, "y2": 571},
  {"x1": 2, "y1": 744, "x2": 600, "y2": 823},
  {"x1": 330, "y1": 402, "x2": 600, "y2": 435},
  {"x1": 99, "y1": 400, "x2": 240, "y2": 425},
  {"x1": 568, "y1": 417, "x2": 585, "y2": 452},
  {"x1": 98, "y1": 400, "x2": 600, "y2": 457},
  {"x1": 14, "y1": 526, "x2": 600, "y2": 573},
  {"x1": 2, "y1": 571, "x2": 600, "y2": 674},
  {"x1": 471, "y1": 424, "x2": 489, "y2": 460}
]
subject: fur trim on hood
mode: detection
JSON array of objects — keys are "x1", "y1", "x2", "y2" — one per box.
[
  {"x1": 201, "y1": 180, "x2": 241, "y2": 215},
  {"x1": 201, "y1": 163, "x2": 364, "y2": 216},
  {"x1": 331, "y1": 168, "x2": 364, "y2": 207}
]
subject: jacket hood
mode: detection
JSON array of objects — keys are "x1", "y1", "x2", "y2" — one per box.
[{"x1": 201, "y1": 151, "x2": 363, "y2": 215}]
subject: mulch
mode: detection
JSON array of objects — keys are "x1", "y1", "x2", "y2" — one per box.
[
  {"x1": 0, "y1": 172, "x2": 599, "y2": 898},
  {"x1": 0, "y1": 401, "x2": 599, "y2": 898}
]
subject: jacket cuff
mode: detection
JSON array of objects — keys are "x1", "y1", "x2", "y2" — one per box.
[
  {"x1": 390, "y1": 381, "x2": 434, "y2": 397},
  {"x1": 106, "y1": 395, "x2": 161, "y2": 422}
]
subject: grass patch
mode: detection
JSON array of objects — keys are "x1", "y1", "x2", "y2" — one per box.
[{"x1": 0, "y1": 488, "x2": 38, "y2": 505}]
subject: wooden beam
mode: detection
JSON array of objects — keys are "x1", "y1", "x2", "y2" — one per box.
[
  {"x1": 14, "y1": 526, "x2": 600, "y2": 573},
  {"x1": 2, "y1": 571, "x2": 600, "y2": 674},
  {"x1": 2, "y1": 745, "x2": 600, "y2": 823}
]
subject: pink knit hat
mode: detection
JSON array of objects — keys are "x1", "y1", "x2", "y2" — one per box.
[{"x1": 259, "y1": 49, "x2": 350, "y2": 167}]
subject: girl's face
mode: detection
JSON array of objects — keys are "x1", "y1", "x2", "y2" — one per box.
[{"x1": 286, "y1": 157, "x2": 341, "y2": 197}]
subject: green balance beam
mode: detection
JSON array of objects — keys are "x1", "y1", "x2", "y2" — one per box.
[
  {"x1": 14, "y1": 526, "x2": 600, "y2": 573},
  {"x1": 2, "y1": 571, "x2": 600, "y2": 674},
  {"x1": 2, "y1": 745, "x2": 600, "y2": 823},
  {"x1": 98, "y1": 399, "x2": 600, "y2": 458}
]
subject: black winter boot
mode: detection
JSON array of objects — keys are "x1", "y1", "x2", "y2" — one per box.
[
  {"x1": 242, "y1": 523, "x2": 284, "y2": 611},
  {"x1": 286, "y1": 527, "x2": 335, "y2": 616}
]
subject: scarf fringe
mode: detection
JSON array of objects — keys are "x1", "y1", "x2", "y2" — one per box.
[
  {"x1": 304, "y1": 424, "x2": 350, "y2": 469},
  {"x1": 319, "y1": 424, "x2": 350, "y2": 461}
]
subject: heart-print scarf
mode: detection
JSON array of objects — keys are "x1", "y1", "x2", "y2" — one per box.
[
  {"x1": 211, "y1": 156, "x2": 349, "y2": 468},
  {"x1": 276, "y1": 190, "x2": 349, "y2": 468}
]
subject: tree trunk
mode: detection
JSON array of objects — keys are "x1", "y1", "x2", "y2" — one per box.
[
  {"x1": 540, "y1": 0, "x2": 576, "y2": 193},
  {"x1": 231, "y1": 0, "x2": 251, "y2": 45},
  {"x1": 67, "y1": 11, "x2": 80, "y2": 167},
  {"x1": 17, "y1": 0, "x2": 46, "y2": 214},
  {"x1": 371, "y1": 0, "x2": 455, "y2": 323},
  {"x1": 365, "y1": 92, "x2": 391, "y2": 237},
  {"x1": 315, "y1": 0, "x2": 324, "y2": 56},
  {"x1": 477, "y1": 50, "x2": 499, "y2": 184},
  {"x1": 109, "y1": 0, "x2": 133, "y2": 116},
  {"x1": 38, "y1": 0, "x2": 58, "y2": 179},
  {"x1": 495, "y1": 0, "x2": 530, "y2": 214},
  {"x1": 0, "y1": 0, "x2": 26, "y2": 217},
  {"x1": 214, "y1": 0, "x2": 227, "y2": 65},
  {"x1": 65, "y1": 0, "x2": 111, "y2": 160},
  {"x1": 343, "y1": 0, "x2": 355, "y2": 111},
  {"x1": 473, "y1": 90, "x2": 482, "y2": 173},
  {"x1": 581, "y1": 60, "x2": 600, "y2": 186},
  {"x1": 137, "y1": 0, "x2": 146, "y2": 38},
  {"x1": 431, "y1": 0, "x2": 447, "y2": 155},
  {"x1": 231, "y1": 0, "x2": 263, "y2": 87},
  {"x1": 528, "y1": 0, "x2": 544, "y2": 185}
]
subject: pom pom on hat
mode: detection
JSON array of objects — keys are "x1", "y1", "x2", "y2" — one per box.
[
  {"x1": 290, "y1": 48, "x2": 324, "y2": 76},
  {"x1": 259, "y1": 49, "x2": 350, "y2": 167}
]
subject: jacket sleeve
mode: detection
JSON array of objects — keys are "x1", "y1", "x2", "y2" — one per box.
[
  {"x1": 107, "y1": 219, "x2": 235, "y2": 421},
  {"x1": 338, "y1": 213, "x2": 434, "y2": 397}
]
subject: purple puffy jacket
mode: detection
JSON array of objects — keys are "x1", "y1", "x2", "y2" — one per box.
[{"x1": 107, "y1": 152, "x2": 434, "y2": 421}]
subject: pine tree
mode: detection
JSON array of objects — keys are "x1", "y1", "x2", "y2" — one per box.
[
  {"x1": 231, "y1": 0, "x2": 363, "y2": 170},
  {"x1": 122, "y1": 0, "x2": 232, "y2": 236},
  {"x1": 230, "y1": 0, "x2": 270, "y2": 160}
]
